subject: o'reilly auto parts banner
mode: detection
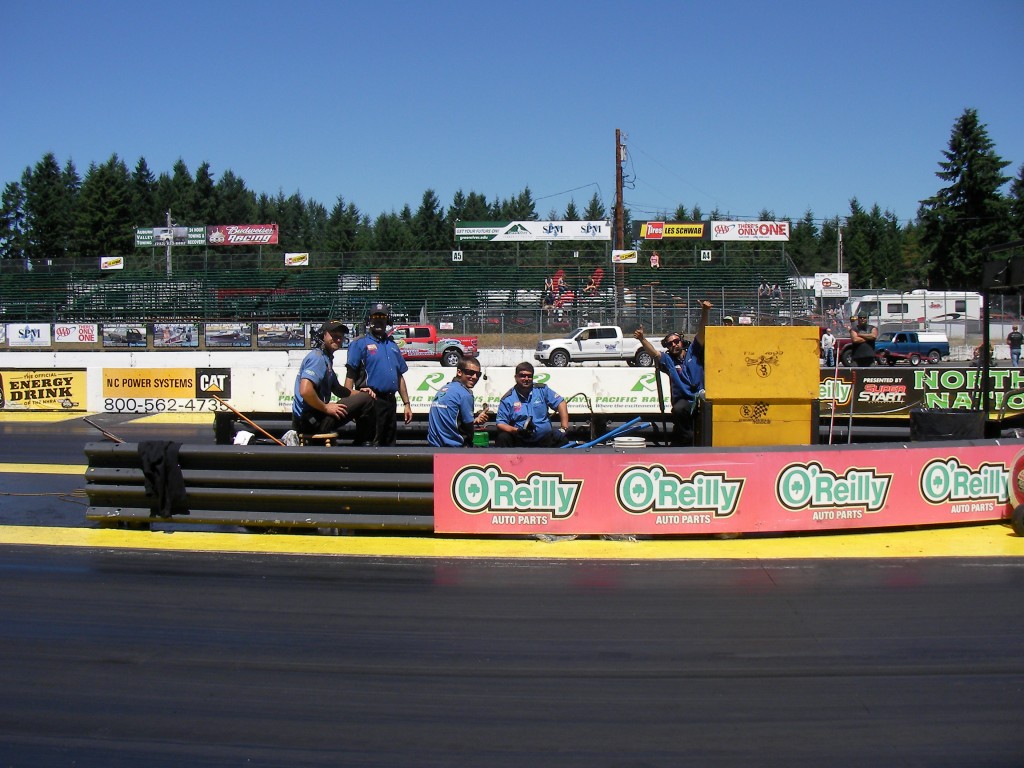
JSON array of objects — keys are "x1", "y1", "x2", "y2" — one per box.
[
  {"x1": 454, "y1": 221, "x2": 610, "y2": 242},
  {"x1": 207, "y1": 224, "x2": 279, "y2": 246}
]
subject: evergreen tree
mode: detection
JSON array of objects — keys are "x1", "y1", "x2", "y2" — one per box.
[
  {"x1": 23, "y1": 153, "x2": 76, "y2": 263},
  {"x1": 194, "y1": 161, "x2": 218, "y2": 224},
  {"x1": 0, "y1": 181, "x2": 26, "y2": 260},
  {"x1": 325, "y1": 196, "x2": 362, "y2": 252},
  {"x1": 563, "y1": 200, "x2": 580, "y2": 221},
  {"x1": 168, "y1": 158, "x2": 198, "y2": 223},
  {"x1": 412, "y1": 189, "x2": 448, "y2": 250},
  {"x1": 919, "y1": 108, "x2": 1013, "y2": 288},
  {"x1": 214, "y1": 169, "x2": 257, "y2": 224},
  {"x1": 74, "y1": 154, "x2": 133, "y2": 258},
  {"x1": 1009, "y1": 164, "x2": 1024, "y2": 239},
  {"x1": 583, "y1": 192, "x2": 606, "y2": 221},
  {"x1": 788, "y1": 210, "x2": 822, "y2": 275},
  {"x1": 131, "y1": 157, "x2": 158, "y2": 226}
]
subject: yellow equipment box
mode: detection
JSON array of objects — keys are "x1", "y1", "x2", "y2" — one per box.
[
  {"x1": 704, "y1": 325, "x2": 820, "y2": 401},
  {"x1": 702, "y1": 325, "x2": 820, "y2": 446}
]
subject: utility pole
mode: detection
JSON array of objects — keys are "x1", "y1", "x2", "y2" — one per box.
[
  {"x1": 165, "y1": 209, "x2": 173, "y2": 278},
  {"x1": 615, "y1": 129, "x2": 625, "y2": 317}
]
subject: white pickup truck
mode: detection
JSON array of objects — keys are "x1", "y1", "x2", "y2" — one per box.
[{"x1": 534, "y1": 325, "x2": 654, "y2": 367}]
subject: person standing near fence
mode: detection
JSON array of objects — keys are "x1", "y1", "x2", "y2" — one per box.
[
  {"x1": 345, "y1": 303, "x2": 413, "y2": 445},
  {"x1": 1007, "y1": 325, "x2": 1023, "y2": 367}
]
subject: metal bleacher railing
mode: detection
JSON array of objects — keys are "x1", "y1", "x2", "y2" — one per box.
[{"x1": 0, "y1": 246, "x2": 809, "y2": 340}]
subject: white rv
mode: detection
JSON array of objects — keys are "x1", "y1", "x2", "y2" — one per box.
[{"x1": 846, "y1": 291, "x2": 982, "y2": 327}]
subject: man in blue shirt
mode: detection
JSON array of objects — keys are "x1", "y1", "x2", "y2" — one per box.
[
  {"x1": 495, "y1": 362, "x2": 570, "y2": 448},
  {"x1": 344, "y1": 303, "x2": 413, "y2": 446},
  {"x1": 292, "y1": 321, "x2": 373, "y2": 440},
  {"x1": 634, "y1": 299, "x2": 712, "y2": 446},
  {"x1": 427, "y1": 357, "x2": 489, "y2": 447}
]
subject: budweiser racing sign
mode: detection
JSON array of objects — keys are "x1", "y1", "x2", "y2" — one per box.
[{"x1": 207, "y1": 224, "x2": 279, "y2": 246}]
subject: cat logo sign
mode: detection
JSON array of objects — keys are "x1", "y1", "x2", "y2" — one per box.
[{"x1": 196, "y1": 368, "x2": 231, "y2": 399}]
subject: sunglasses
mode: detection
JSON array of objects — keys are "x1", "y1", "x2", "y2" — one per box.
[
  {"x1": 460, "y1": 368, "x2": 482, "y2": 378},
  {"x1": 667, "y1": 338, "x2": 683, "y2": 346}
]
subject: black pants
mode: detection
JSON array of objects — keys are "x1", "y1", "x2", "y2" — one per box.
[
  {"x1": 670, "y1": 398, "x2": 696, "y2": 446},
  {"x1": 293, "y1": 391, "x2": 374, "y2": 438},
  {"x1": 495, "y1": 428, "x2": 568, "y2": 448},
  {"x1": 354, "y1": 390, "x2": 399, "y2": 446}
]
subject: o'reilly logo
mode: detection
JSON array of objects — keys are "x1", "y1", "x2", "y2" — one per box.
[
  {"x1": 451, "y1": 464, "x2": 582, "y2": 519},
  {"x1": 617, "y1": 465, "x2": 742, "y2": 518}
]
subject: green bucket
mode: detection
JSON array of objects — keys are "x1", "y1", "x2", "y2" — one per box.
[{"x1": 472, "y1": 430, "x2": 489, "y2": 447}]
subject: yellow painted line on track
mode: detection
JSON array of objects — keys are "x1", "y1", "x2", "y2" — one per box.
[
  {"x1": 0, "y1": 524, "x2": 1022, "y2": 560},
  {"x1": 0, "y1": 412, "x2": 84, "y2": 422},
  {"x1": 0, "y1": 463, "x2": 87, "y2": 475},
  {"x1": 130, "y1": 413, "x2": 214, "y2": 424}
]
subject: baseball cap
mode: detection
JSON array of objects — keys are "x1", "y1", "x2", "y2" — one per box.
[
  {"x1": 723, "y1": 315, "x2": 735, "y2": 325},
  {"x1": 319, "y1": 320, "x2": 348, "y2": 336},
  {"x1": 369, "y1": 302, "x2": 390, "y2": 316}
]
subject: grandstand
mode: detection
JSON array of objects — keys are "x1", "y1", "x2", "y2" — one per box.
[{"x1": 0, "y1": 247, "x2": 811, "y2": 338}]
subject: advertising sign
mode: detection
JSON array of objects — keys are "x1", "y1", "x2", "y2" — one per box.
[
  {"x1": 102, "y1": 324, "x2": 146, "y2": 348},
  {"x1": 136, "y1": 227, "x2": 207, "y2": 247},
  {"x1": 102, "y1": 368, "x2": 232, "y2": 413},
  {"x1": 454, "y1": 221, "x2": 610, "y2": 242},
  {"x1": 635, "y1": 221, "x2": 708, "y2": 239},
  {"x1": 54, "y1": 324, "x2": 99, "y2": 344},
  {"x1": 7, "y1": 323, "x2": 51, "y2": 347},
  {"x1": 205, "y1": 323, "x2": 252, "y2": 348},
  {"x1": 153, "y1": 323, "x2": 199, "y2": 348},
  {"x1": 100, "y1": 256, "x2": 125, "y2": 270},
  {"x1": 815, "y1": 272, "x2": 849, "y2": 298},
  {"x1": 257, "y1": 323, "x2": 306, "y2": 348},
  {"x1": 1, "y1": 369, "x2": 86, "y2": 411},
  {"x1": 207, "y1": 224, "x2": 279, "y2": 246},
  {"x1": 612, "y1": 250, "x2": 638, "y2": 264},
  {"x1": 434, "y1": 442, "x2": 1014, "y2": 536},
  {"x1": 710, "y1": 221, "x2": 791, "y2": 241},
  {"x1": 284, "y1": 252, "x2": 309, "y2": 267}
]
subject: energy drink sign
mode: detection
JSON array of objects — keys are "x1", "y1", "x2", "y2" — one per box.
[
  {"x1": 0, "y1": 370, "x2": 86, "y2": 411},
  {"x1": 434, "y1": 442, "x2": 1015, "y2": 536}
]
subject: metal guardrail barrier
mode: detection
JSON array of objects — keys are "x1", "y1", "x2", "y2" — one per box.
[{"x1": 84, "y1": 442, "x2": 436, "y2": 531}]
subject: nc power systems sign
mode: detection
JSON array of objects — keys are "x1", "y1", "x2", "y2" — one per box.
[{"x1": 454, "y1": 221, "x2": 611, "y2": 242}]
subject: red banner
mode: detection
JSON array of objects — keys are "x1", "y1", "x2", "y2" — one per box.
[
  {"x1": 206, "y1": 224, "x2": 279, "y2": 246},
  {"x1": 434, "y1": 443, "x2": 1019, "y2": 535}
]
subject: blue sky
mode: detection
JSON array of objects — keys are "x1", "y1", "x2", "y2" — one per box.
[{"x1": 4, "y1": 1, "x2": 1022, "y2": 227}]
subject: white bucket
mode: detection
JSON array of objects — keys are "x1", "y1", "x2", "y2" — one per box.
[{"x1": 613, "y1": 436, "x2": 647, "y2": 450}]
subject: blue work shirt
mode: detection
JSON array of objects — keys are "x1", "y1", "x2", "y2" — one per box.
[
  {"x1": 496, "y1": 384, "x2": 563, "y2": 444},
  {"x1": 658, "y1": 340, "x2": 704, "y2": 403},
  {"x1": 346, "y1": 333, "x2": 408, "y2": 393},
  {"x1": 426, "y1": 379, "x2": 476, "y2": 447},
  {"x1": 292, "y1": 348, "x2": 341, "y2": 423}
]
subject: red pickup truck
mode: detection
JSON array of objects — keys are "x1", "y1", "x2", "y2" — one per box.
[{"x1": 391, "y1": 324, "x2": 479, "y2": 367}]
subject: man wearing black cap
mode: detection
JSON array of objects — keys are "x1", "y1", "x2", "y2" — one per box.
[
  {"x1": 291, "y1": 321, "x2": 373, "y2": 439},
  {"x1": 344, "y1": 303, "x2": 413, "y2": 445},
  {"x1": 849, "y1": 314, "x2": 878, "y2": 367}
]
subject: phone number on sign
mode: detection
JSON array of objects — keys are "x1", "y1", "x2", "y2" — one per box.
[{"x1": 103, "y1": 398, "x2": 229, "y2": 414}]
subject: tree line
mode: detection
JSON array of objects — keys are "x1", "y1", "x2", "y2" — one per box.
[{"x1": 1, "y1": 109, "x2": 1021, "y2": 290}]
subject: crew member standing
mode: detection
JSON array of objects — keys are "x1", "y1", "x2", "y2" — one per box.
[{"x1": 345, "y1": 303, "x2": 413, "y2": 445}]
